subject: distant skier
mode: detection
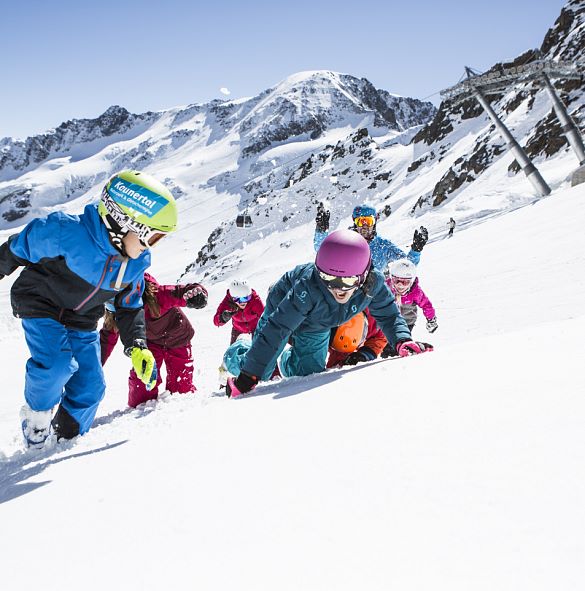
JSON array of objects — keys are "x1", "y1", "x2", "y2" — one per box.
[
  {"x1": 213, "y1": 279, "x2": 265, "y2": 345},
  {"x1": 314, "y1": 202, "x2": 428, "y2": 270},
  {"x1": 447, "y1": 217, "x2": 456, "y2": 238},
  {"x1": 0, "y1": 170, "x2": 177, "y2": 448},
  {"x1": 381, "y1": 259, "x2": 438, "y2": 358},
  {"x1": 327, "y1": 308, "x2": 387, "y2": 368},
  {"x1": 223, "y1": 230, "x2": 433, "y2": 398},
  {"x1": 100, "y1": 273, "x2": 208, "y2": 407}
]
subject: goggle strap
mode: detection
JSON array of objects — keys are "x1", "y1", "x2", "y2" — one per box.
[{"x1": 103, "y1": 190, "x2": 167, "y2": 246}]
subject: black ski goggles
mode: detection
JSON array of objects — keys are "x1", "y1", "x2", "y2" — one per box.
[{"x1": 318, "y1": 271, "x2": 361, "y2": 291}]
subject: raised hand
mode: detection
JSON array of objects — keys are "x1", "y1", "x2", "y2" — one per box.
[
  {"x1": 411, "y1": 226, "x2": 429, "y2": 252},
  {"x1": 184, "y1": 285, "x2": 208, "y2": 309},
  {"x1": 316, "y1": 202, "x2": 330, "y2": 233}
]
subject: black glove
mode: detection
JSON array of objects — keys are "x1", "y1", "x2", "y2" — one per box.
[
  {"x1": 380, "y1": 343, "x2": 398, "y2": 359},
  {"x1": 343, "y1": 351, "x2": 368, "y2": 366},
  {"x1": 411, "y1": 226, "x2": 429, "y2": 252},
  {"x1": 220, "y1": 309, "x2": 236, "y2": 323},
  {"x1": 186, "y1": 292, "x2": 208, "y2": 309},
  {"x1": 316, "y1": 202, "x2": 330, "y2": 233},
  {"x1": 426, "y1": 317, "x2": 438, "y2": 333},
  {"x1": 226, "y1": 372, "x2": 258, "y2": 398},
  {"x1": 183, "y1": 285, "x2": 208, "y2": 309}
]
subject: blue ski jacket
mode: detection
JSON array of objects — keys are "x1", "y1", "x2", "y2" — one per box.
[
  {"x1": 0, "y1": 204, "x2": 150, "y2": 347},
  {"x1": 241, "y1": 262, "x2": 411, "y2": 378},
  {"x1": 314, "y1": 228, "x2": 420, "y2": 270}
]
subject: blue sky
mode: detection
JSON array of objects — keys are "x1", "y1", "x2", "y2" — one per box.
[{"x1": 0, "y1": 0, "x2": 567, "y2": 139}]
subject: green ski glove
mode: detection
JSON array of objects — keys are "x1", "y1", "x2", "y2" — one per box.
[{"x1": 127, "y1": 340, "x2": 158, "y2": 390}]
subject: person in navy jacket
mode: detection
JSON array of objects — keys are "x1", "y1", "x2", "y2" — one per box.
[{"x1": 0, "y1": 170, "x2": 177, "y2": 448}]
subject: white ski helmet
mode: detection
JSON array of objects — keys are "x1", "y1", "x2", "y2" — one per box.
[
  {"x1": 229, "y1": 279, "x2": 252, "y2": 299},
  {"x1": 389, "y1": 258, "x2": 416, "y2": 280}
]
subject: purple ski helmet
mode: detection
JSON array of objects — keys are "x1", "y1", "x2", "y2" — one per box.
[{"x1": 315, "y1": 230, "x2": 372, "y2": 279}]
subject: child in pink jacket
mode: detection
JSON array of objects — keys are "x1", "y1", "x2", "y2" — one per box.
[
  {"x1": 101, "y1": 273, "x2": 208, "y2": 407},
  {"x1": 213, "y1": 279, "x2": 265, "y2": 344},
  {"x1": 382, "y1": 259, "x2": 437, "y2": 357}
]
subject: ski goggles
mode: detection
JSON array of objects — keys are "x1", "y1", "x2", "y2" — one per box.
[
  {"x1": 392, "y1": 276, "x2": 412, "y2": 287},
  {"x1": 318, "y1": 271, "x2": 361, "y2": 291},
  {"x1": 131, "y1": 221, "x2": 167, "y2": 248},
  {"x1": 103, "y1": 190, "x2": 168, "y2": 248},
  {"x1": 233, "y1": 294, "x2": 252, "y2": 304},
  {"x1": 354, "y1": 215, "x2": 376, "y2": 227}
]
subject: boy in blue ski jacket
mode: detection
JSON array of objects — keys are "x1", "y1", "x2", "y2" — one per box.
[
  {"x1": 313, "y1": 203, "x2": 428, "y2": 270},
  {"x1": 0, "y1": 170, "x2": 177, "y2": 448},
  {"x1": 224, "y1": 230, "x2": 433, "y2": 397}
]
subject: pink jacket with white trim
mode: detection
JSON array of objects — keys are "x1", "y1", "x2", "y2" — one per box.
[
  {"x1": 386, "y1": 277, "x2": 435, "y2": 320},
  {"x1": 213, "y1": 289, "x2": 265, "y2": 335}
]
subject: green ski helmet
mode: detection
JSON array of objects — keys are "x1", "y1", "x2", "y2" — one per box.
[{"x1": 98, "y1": 170, "x2": 178, "y2": 251}]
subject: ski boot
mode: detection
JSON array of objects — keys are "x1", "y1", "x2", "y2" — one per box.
[
  {"x1": 20, "y1": 405, "x2": 53, "y2": 449},
  {"x1": 218, "y1": 363, "x2": 229, "y2": 387}
]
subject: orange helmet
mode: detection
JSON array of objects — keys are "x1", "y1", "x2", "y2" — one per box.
[{"x1": 331, "y1": 312, "x2": 368, "y2": 353}]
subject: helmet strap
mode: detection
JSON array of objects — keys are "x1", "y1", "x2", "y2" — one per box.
[{"x1": 102, "y1": 213, "x2": 129, "y2": 256}]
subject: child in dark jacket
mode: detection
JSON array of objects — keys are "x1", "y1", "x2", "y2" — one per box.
[
  {"x1": 326, "y1": 308, "x2": 387, "y2": 368},
  {"x1": 0, "y1": 170, "x2": 177, "y2": 448},
  {"x1": 213, "y1": 279, "x2": 265, "y2": 344},
  {"x1": 101, "y1": 273, "x2": 207, "y2": 407},
  {"x1": 382, "y1": 259, "x2": 437, "y2": 358}
]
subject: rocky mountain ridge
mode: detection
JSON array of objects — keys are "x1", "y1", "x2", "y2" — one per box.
[
  {"x1": 0, "y1": 71, "x2": 434, "y2": 226},
  {"x1": 181, "y1": 0, "x2": 584, "y2": 283}
]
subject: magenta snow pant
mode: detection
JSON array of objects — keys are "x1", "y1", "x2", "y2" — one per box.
[{"x1": 128, "y1": 342, "x2": 195, "y2": 408}]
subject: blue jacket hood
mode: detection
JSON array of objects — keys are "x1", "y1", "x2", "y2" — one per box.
[{"x1": 81, "y1": 203, "x2": 121, "y2": 256}]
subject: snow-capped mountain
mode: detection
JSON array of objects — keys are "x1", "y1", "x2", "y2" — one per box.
[
  {"x1": 178, "y1": 0, "x2": 584, "y2": 283},
  {"x1": 0, "y1": 71, "x2": 434, "y2": 227},
  {"x1": 0, "y1": 1, "x2": 583, "y2": 289},
  {"x1": 1, "y1": 5, "x2": 585, "y2": 587}
]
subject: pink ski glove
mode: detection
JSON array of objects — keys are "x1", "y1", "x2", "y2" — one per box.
[
  {"x1": 226, "y1": 372, "x2": 258, "y2": 398},
  {"x1": 396, "y1": 341, "x2": 433, "y2": 357}
]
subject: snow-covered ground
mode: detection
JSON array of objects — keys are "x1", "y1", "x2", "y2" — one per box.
[{"x1": 0, "y1": 173, "x2": 584, "y2": 589}]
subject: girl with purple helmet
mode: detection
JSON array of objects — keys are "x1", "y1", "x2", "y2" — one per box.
[{"x1": 223, "y1": 229, "x2": 433, "y2": 397}]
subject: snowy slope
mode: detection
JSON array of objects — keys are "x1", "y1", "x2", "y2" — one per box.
[
  {"x1": 183, "y1": 0, "x2": 585, "y2": 283},
  {"x1": 0, "y1": 176, "x2": 584, "y2": 590}
]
